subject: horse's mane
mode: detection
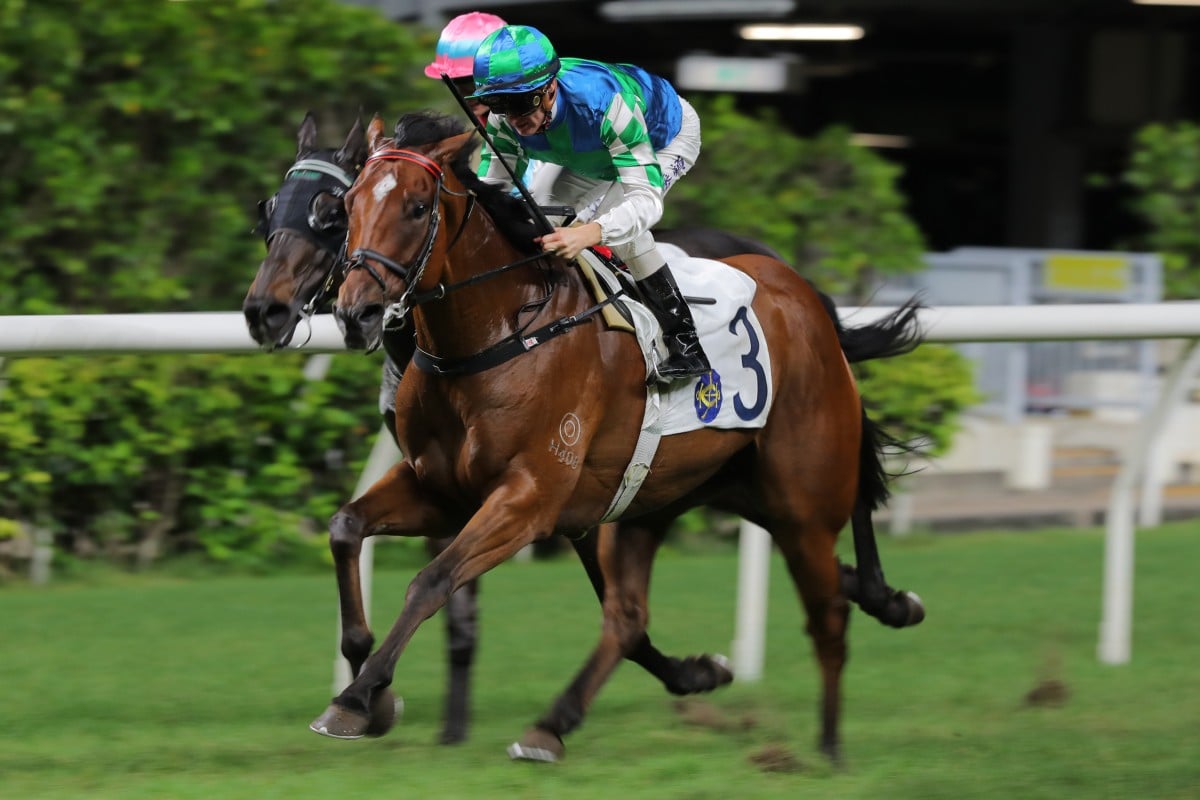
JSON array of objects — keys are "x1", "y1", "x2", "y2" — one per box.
[{"x1": 393, "y1": 111, "x2": 542, "y2": 255}]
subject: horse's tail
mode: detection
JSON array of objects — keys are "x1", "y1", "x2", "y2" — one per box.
[{"x1": 814, "y1": 287, "x2": 924, "y2": 364}]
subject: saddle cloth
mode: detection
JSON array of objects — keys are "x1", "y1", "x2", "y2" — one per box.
[{"x1": 577, "y1": 245, "x2": 775, "y2": 435}]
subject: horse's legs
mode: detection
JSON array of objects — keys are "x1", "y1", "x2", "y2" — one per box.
[
  {"x1": 320, "y1": 461, "x2": 453, "y2": 738},
  {"x1": 838, "y1": 507, "x2": 925, "y2": 628},
  {"x1": 774, "y1": 521, "x2": 850, "y2": 764},
  {"x1": 311, "y1": 478, "x2": 554, "y2": 740},
  {"x1": 425, "y1": 535, "x2": 478, "y2": 745},
  {"x1": 511, "y1": 520, "x2": 681, "y2": 762},
  {"x1": 569, "y1": 523, "x2": 733, "y2": 696}
]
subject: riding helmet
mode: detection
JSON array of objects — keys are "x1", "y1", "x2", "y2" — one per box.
[{"x1": 470, "y1": 25, "x2": 560, "y2": 96}]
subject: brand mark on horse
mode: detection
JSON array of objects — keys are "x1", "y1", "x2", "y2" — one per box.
[
  {"x1": 548, "y1": 438, "x2": 580, "y2": 469},
  {"x1": 559, "y1": 413, "x2": 582, "y2": 446}
]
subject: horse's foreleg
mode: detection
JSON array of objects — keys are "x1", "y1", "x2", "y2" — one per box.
[
  {"x1": 316, "y1": 462, "x2": 452, "y2": 739},
  {"x1": 425, "y1": 535, "x2": 479, "y2": 745},
  {"x1": 776, "y1": 521, "x2": 850, "y2": 765},
  {"x1": 511, "y1": 522, "x2": 671, "y2": 763},
  {"x1": 312, "y1": 476, "x2": 550, "y2": 741},
  {"x1": 569, "y1": 523, "x2": 733, "y2": 696}
]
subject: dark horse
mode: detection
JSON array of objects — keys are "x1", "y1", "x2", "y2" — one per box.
[
  {"x1": 243, "y1": 113, "x2": 834, "y2": 746},
  {"x1": 311, "y1": 111, "x2": 924, "y2": 763}
]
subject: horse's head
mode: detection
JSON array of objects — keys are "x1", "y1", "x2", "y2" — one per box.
[
  {"x1": 335, "y1": 113, "x2": 475, "y2": 352},
  {"x1": 243, "y1": 113, "x2": 365, "y2": 349}
]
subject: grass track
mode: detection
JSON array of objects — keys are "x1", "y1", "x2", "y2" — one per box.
[{"x1": 3, "y1": 523, "x2": 1198, "y2": 799}]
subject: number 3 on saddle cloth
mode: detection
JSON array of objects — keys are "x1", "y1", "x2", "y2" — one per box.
[{"x1": 578, "y1": 244, "x2": 776, "y2": 522}]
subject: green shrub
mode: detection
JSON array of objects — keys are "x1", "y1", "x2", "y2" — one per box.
[
  {"x1": 1120, "y1": 122, "x2": 1200, "y2": 299},
  {"x1": 0, "y1": 351, "x2": 383, "y2": 569}
]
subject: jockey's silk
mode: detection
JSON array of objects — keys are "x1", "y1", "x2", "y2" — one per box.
[{"x1": 478, "y1": 59, "x2": 684, "y2": 247}]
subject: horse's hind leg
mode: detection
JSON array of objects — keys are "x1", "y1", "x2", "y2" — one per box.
[
  {"x1": 839, "y1": 507, "x2": 925, "y2": 628},
  {"x1": 568, "y1": 523, "x2": 734, "y2": 696},
  {"x1": 511, "y1": 521, "x2": 682, "y2": 762},
  {"x1": 425, "y1": 535, "x2": 478, "y2": 745},
  {"x1": 774, "y1": 521, "x2": 850, "y2": 765}
]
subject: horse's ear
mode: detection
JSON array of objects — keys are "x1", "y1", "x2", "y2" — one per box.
[
  {"x1": 297, "y1": 111, "x2": 318, "y2": 157},
  {"x1": 336, "y1": 116, "x2": 367, "y2": 171},
  {"x1": 429, "y1": 130, "x2": 477, "y2": 168},
  {"x1": 367, "y1": 114, "x2": 388, "y2": 153}
]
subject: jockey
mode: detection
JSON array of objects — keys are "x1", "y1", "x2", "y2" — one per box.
[
  {"x1": 469, "y1": 24, "x2": 710, "y2": 381},
  {"x1": 425, "y1": 12, "x2": 560, "y2": 204}
]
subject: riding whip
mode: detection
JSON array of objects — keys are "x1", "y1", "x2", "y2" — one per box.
[{"x1": 440, "y1": 73, "x2": 555, "y2": 236}]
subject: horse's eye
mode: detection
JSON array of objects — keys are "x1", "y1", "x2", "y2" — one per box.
[
  {"x1": 254, "y1": 195, "x2": 277, "y2": 238},
  {"x1": 411, "y1": 201, "x2": 429, "y2": 220}
]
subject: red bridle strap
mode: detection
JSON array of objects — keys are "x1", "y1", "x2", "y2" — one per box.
[{"x1": 364, "y1": 148, "x2": 444, "y2": 179}]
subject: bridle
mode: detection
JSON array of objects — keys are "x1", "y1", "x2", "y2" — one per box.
[{"x1": 342, "y1": 147, "x2": 483, "y2": 327}]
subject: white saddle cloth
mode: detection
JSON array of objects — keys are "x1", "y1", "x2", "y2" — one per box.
[
  {"x1": 581, "y1": 247, "x2": 776, "y2": 521},
  {"x1": 583, "y1": 244, "x2": 773, "y2": 432}
]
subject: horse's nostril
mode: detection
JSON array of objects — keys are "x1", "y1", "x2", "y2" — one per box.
[
  {"x1": 263, "y1": 303, "x2": 291, "y2": 330},
  {"x1": 358, "y1": 305, "x2": 384, "y2": 326}
]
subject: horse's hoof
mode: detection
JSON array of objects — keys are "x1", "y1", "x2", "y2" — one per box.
[
  {"x1": 310, "y1": 703, "x2": 370, "y2": 739},
  {"x1": 364, "y1": 689, "x2": 402, "y2": 737},
  {"x1": 901, "y1": 591, "x2": 926, "y2": 627},
  {"x1": 709, "y1": 654, "x2": 735, "y2": 687},
  {"x1": 439, "y1": 726, "x2": 467, "y2": 746},
  {"x1": 507, "y1": 728, "x2": 564, "y2": 763}
]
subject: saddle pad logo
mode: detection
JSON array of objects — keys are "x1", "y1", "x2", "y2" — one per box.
[{"x1": 693, "y1": 371, "x2": 722, "y2": 423}]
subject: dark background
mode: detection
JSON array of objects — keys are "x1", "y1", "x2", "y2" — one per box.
[{"x1": 354, "y1": 0, "x2": 1200, "y2": 253}]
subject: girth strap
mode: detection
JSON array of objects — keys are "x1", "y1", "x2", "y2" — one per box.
[{"x1": 411, "y1": 293, "x2": 625, "y2": 377}]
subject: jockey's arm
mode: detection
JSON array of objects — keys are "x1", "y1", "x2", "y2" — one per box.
[{"x1": 591, "y1": 96, "x2": 665, "y2": 248}]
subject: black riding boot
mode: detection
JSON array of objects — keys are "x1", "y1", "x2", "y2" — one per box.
[{"x1": 637, "y1": 266, "x2": 711, "y2": 380}]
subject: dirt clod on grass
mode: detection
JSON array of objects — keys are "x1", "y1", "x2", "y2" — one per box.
[
  {"x1": 672, "y1": 698, "x2": 756, "y2": 732},
  {"x1": 1024, "y1": 678, "x2": 1070, "y2": 708},
  {"x1": 748, "y1": 744, "x2": 805, "y2": 773}
]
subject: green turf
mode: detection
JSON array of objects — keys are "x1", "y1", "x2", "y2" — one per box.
[{"x1": 3, "y1": 523, "x2": 1198, "y2": 799}]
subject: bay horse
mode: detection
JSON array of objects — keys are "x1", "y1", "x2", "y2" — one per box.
[
  {"x1": 312, "y1": 110, "x2": 924, "y2": 763},
  {"x1": 243, "y1": 113, "x2": 819, "y2": 745}
]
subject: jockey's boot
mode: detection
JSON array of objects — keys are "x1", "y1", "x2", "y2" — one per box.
[{"x1": 636, "y1": 266, "x2": 711, "y2": 381}]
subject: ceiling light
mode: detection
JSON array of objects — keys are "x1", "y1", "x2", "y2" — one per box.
[
  {"x1": 740, "y1": 23, "x2": 865, "y2": 41},
  {"x1": 1131, "y1": 0, "x2": 1200, "y2": 5},
  {"x1": 600, "y1": 0, "x2": 795, "y2": 22}
]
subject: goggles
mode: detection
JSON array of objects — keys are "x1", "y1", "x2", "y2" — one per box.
[{"x1": 477, "y1": 88, "x2": 546, "y2": 119}]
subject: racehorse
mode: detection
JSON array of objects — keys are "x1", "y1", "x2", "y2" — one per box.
[
  {"x1": 243, "y1": 113, "x2": 813, "y2": 745},
  {"x1": 312, "y1": 110, "x2": 924, "y2": 763}
]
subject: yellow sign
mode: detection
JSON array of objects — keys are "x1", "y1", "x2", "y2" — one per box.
[{"x1": 1043, "y1": 254, "x2": 1131, "y2": 292}]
